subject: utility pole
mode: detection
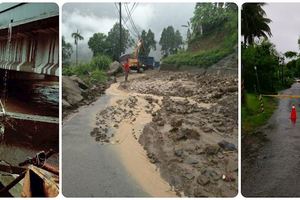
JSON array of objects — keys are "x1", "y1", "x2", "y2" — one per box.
[
  {"x1": 254, "y1": 66, "x2": 260, "y2": 93},
  {"x1": 119, "y1": 2, "x2": 122, "y2": 60},
  {"x1": 281, "y1": 64, "x2": 284, "y2": 86}
]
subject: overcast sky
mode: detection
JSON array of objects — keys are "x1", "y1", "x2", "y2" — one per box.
[
  {"x1": 62, "y1": 3, "x2": 195, "y2": 61},
  {"x1": 264, "y1": 3, "x2": 300, "y2": 55}
]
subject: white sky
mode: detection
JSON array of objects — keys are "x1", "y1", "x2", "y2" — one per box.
[
  {"x1": 62, "y1": 3, "x2": 195, "y2": 61},
  {"x1": 264, "y1": 3, "x2": 300, "y2": 55}
]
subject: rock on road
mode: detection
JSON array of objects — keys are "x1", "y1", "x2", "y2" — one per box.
[{"x1": 242, "y1": 83, "x2": 300, "y2": 197}]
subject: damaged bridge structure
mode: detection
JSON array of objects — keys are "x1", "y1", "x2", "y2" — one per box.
[
  {"x1": 0, "y1": 3, "x2": 59, "y2": 76},
  {"x1": 0, "y1": 3, "x2": 59, "y2": 127}
]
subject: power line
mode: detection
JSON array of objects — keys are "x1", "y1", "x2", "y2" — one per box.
[
  {"x1": 119, "y1": 2, "x2": 122, "y2": 58},
  {"x1": 114, "y1": 3, "x2": 139, "y2": 39},
  {"x1": 124, "y1": 3, "x2": 137, "y2": 24},
  {"x1": 124, "y1": 3, "x2": 140, "y2": 38},
  {"x1": 119, "y1": 3, "x2": 139, "y2": 38}
]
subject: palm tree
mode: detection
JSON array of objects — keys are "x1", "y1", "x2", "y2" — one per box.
[
  {"x1": 242, "y1": 3, "x2": 272, "y2": 45},
  {"x1": 71, "y1": 30, "x2": 84, "y2": 66}
]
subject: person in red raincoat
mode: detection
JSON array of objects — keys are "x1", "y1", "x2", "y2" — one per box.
[
  {"x1": 123, "y1": 59, "x2": 130, "y2": 82},
  {"x1": 291, "y1": 105, "x2": 297, "y2": 125}
]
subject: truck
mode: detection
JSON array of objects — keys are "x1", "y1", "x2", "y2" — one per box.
[
  {"x1": 138, "y1": 56, "x2": 155, "y2": 69},
  {"x1": 119, "y1": 54, "x2": 142, "y2": 72},
  {"x1": 119, "y1": 39, "x2": 156, "y2": 72}
]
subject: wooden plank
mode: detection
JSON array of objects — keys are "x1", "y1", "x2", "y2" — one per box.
[{"x1": 5, "y1": 112, "x2": 58, "y2": 124}]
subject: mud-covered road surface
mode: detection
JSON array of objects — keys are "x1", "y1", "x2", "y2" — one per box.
[
  {"x1": 88, "y1": 70, "x2": 238, "y2": 197},
  {"x1": 242, "y1": 83, "x2": 300, "y2": 197},
  {"x1": 62, "y1": 94, "x2": 148, "y2": 197}
]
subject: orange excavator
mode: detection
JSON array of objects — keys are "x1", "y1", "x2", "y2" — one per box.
[{"x1": 120, "y1": 39, "x2": 144, "y2": 72}]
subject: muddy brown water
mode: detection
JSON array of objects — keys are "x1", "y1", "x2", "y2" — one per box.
[
  {"x1": 62, "y1": 89, "x2": 148, "y2": 197},
  {"x1": 0, "y1": 77, "x2": 59, "y2": 166},
  {"x1": 242, "y1": 83, "x2": 300, "y2": 197}
]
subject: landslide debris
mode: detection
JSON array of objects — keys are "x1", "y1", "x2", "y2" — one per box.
[
  {"x1": 62, "y1": 75, "x2": 110, "y2": 119},
  {"x1": 91, "y1": 70, "x2": 238, "y2": 197}
]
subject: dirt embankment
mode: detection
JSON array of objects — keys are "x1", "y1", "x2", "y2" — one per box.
[{"x1": 90, "y1": 70, "x2": 238, "y2": 197}]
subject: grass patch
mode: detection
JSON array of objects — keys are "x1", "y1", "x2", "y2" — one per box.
[
  {"x1": 162, "y1": 25, "x2": 237, "y2": 68},
  {"x1": 162, "y1": 47, "x2": 233, "y2": 68},
  {"x1": 242, "y1": 93, "x2": 277, "y2": 134}
]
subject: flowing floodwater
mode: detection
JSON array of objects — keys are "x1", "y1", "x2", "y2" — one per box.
[{"x1": 0, "y1": 74, "x2": 59, "y2": 166}]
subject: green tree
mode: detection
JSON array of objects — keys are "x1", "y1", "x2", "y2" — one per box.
[
  {"x1": 159, "y1": 26, "x2": 183, "y2": 56},
  {"x1": 140, "y1": 29, "x2": 156, "y2": 57},
  {"x1": 90, "y1": 54, "x2": 112, "y2": 71},
  {"x1": 189, "y1": 3, "x2": 237, "y2": 45},
  {"x1": 71, "y1": 30, "x2": 84, "y2": 66},
  {"x1": 242, "y1": 3, "x2": 272, "y2": 45},
  {"x1": 174, "y1": 30, "x2": 183, "y2": 52},
  {"x1": 191, "y1": 3, "x2": 227, "y2": 36},
  {"x1": 242, "y1": 40, "x2": 279, "y2": 92},
  {"x1": 88, "y1": 33, "x2": 109, "y2": 57},
  {"x1": 62, "y1": 36, "x2": 73, "y2": 66},
  {"x1": 284, "y1": 51, "x2": 298, "y2": 59},
  {"x1": 106, "y1": 23, "x2": 131, "y2": 60}
]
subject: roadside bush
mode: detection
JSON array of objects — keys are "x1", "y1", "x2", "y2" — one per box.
[
  {"x1": 72, "y1": 63, "x2": 92, "y2": 76},
  {"x1": 63, "y1": 59, "x2": 109, "y2": 86},
  {"x1": 90, "y1": 54, "x2": 112, "y2": 71},
  {"x1": 62, "y1": 66, "x2": 74, "y2": 76},
  {"x1": 90, "y1": 69, "x2": 107, "y2": 84}
]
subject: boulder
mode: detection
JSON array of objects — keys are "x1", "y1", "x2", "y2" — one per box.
[
  {"x1": 62, "y1": 76, "x2": 84, "y2": 106},
  {"x1": 62, "y1": 99, "x2": 71, "y2": 108},
  {"x1": 107, "y1": 61, "x2": 122, "y2": 76},
  {"x1": 69, "y1": 75, "x2": 88, "y2": 90},
  {"x1": 218, "y1": 140, "x2": 236, "y2": 151}
]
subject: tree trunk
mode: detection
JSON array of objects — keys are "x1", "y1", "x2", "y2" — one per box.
[{"x1": 76, "y1": 43, "x2": 78, "y2": 66}]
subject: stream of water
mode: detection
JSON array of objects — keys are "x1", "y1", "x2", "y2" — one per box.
[{"x1": 0, "y1": 74, "x2": 59, "y2": 166}]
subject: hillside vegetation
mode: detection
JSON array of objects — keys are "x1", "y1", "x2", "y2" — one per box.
[{"x1": 163, "y1": 3, "x2": 237, "y2": 68}]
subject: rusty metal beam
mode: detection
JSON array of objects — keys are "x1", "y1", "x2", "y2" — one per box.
[{"x1": 5, "y1": 112, "x2": 58, "y2": 124}]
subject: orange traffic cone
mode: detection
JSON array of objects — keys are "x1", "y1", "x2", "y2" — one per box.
[{"x1": 291, "y1": 105, "x2": 297, "y2": 125}]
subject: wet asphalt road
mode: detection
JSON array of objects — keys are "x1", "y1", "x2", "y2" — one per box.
[
  {"x1": 242, "y1": 83, "x2": 300, "y2": 197},
  {"x1": 62, "y1": 95, "x2": 148, "y2": 197}
]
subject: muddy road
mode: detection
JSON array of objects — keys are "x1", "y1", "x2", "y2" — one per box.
[
  {"x1": 62, "y1": 86, "x2": 149, "y2": 197},
  {"x1": 63, "y1": 70, "x2": 238, "y2": 197},
  {"x1": 242, "y1": 83, "x2": 300, "y2": 197}
]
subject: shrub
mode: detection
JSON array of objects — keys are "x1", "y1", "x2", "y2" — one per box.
[
  {"x1": 62, "y1": 66, "x2": 74, "y2": 76},
  {"x1": 90, "y1": 69, "x2": 107, "y2": 84},
  {"x1": 72, "y1": 63, "x2": 92, "y2": 76},
  {"x1": 90, "y1": 54, "x2": 112, "y2": 71}
]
